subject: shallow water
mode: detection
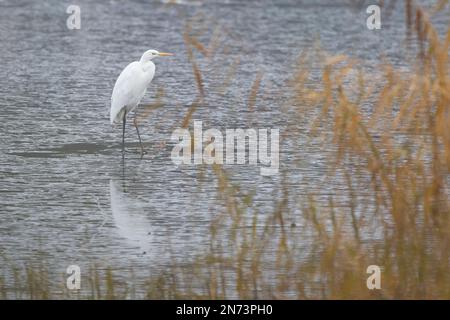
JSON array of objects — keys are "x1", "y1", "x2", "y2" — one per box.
[{"x1": 0, "y1": 0, "x2": 448, "y2": 297}]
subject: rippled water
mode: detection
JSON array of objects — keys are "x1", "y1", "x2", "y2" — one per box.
[{"x1": 0, "y1": 0, "x2": 448, "y2": 297}]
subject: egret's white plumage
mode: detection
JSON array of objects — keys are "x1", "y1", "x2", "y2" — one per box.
[{"x1": 110, "y1": 49, "x2": 173, "y2": 153}]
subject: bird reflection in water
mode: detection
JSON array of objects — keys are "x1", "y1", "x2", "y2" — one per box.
[{"x1": 109, "y1": 156, "x2": 154, "y2": 255}]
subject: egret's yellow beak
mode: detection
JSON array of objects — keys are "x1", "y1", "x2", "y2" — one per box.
[{"x1": 158, "y1": 52, "x2": 174, "y2": 57}]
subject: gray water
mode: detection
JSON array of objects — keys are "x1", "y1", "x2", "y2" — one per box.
[{"x1": 0, "y1": 0, "x2": 448, "y2": 297}]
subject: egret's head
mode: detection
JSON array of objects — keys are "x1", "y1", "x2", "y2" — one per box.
[{"x1": 140, "y1": 49, "x2": 173, "y2": 62}]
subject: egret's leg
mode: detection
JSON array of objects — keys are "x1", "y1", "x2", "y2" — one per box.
[
  {"x1": 122, "y1": 110, "x2": 127, "y2": 154},
  {"x1": 133, "y1": 115, "x2": 145, "y2": 155}
]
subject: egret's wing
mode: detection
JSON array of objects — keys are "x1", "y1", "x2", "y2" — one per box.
[{"x1": 110, "y1": 61, "x2": 140, "y2": 124}]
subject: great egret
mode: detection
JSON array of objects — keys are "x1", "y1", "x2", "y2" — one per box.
[{"x1": 110, "y1": 49, "x2": 173, "y2": 154}]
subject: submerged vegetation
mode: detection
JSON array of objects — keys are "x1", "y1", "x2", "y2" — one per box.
[{"x1": 1, "y1": 1, "x2": 449, "y2": 299}]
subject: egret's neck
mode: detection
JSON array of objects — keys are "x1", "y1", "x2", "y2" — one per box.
[{"x1": 140, "y1": 60, "x2": 155, "y2": 73}]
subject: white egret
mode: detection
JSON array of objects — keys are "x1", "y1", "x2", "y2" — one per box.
[{"x1": 110, "y1": 49, "x2": 173, "y2": 154}]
